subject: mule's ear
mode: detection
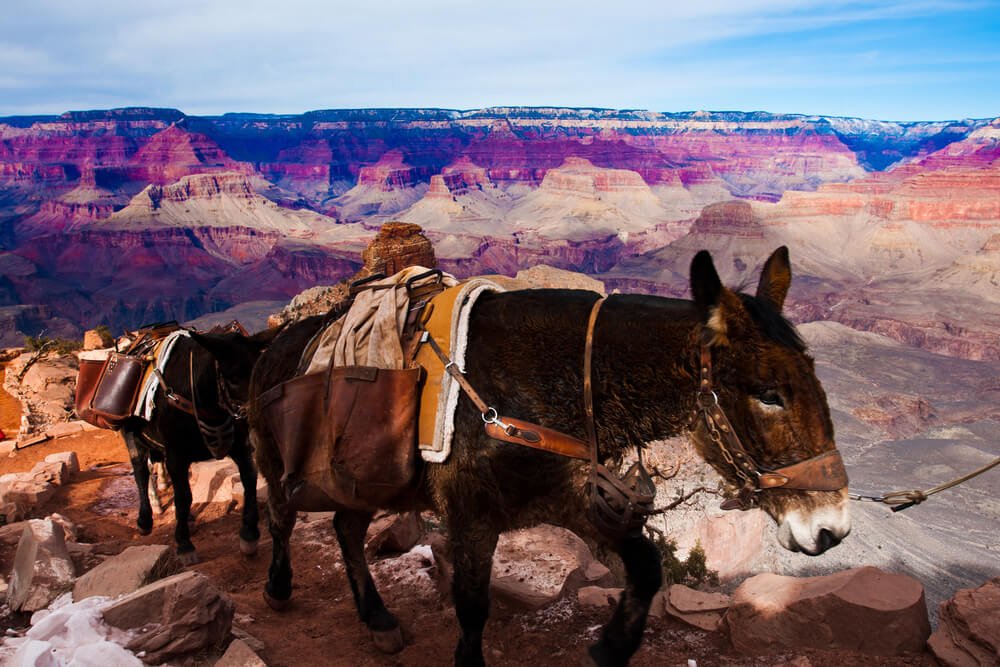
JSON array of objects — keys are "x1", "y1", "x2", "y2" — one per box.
[
  {"x1": 756, "y1": 246, "x2": 792, "y2": 312},
  {"x1": 690, "y1": 250, "x2": 727, "y2": 342}
]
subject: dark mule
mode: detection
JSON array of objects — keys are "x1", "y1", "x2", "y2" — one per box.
[
  {"x1": 121, "y1": 328, "x2": 274, "y2": 564},
  {"x1": 249, "y1": 248, "x2": 851, "y2": 665}
]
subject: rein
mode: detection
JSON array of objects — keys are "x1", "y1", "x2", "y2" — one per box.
[{"x1": 695, "y1": 334, "x2": 849, "y2": 510}]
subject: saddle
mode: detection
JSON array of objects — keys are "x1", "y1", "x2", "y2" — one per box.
[{"x1": 261, "y1": 268, "x2": 451, "y2": 512}]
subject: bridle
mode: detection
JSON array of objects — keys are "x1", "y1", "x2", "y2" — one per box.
[{"x1": 695, "y1": 333, "x2": 849, "y2": 510}]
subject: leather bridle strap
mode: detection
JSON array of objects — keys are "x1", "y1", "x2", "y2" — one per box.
[
  {"x1": 583, "y1": 297, "x2": 607, "y2": 469},
  {"x1": 697, "y1": 337, "x2": 849, "y2": 500}
]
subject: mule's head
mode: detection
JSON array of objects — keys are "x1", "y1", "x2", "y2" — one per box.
[
  {"x1": 188, "y1": 328, "x2": 277, "y2": 404},
  {"x1": 689, "y1": 247, "x2": 850, "y2": 556}
]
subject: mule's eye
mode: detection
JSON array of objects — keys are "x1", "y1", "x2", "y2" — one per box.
[{"x1": 758, "y1": 389, "x2": 784, "y2": 408}]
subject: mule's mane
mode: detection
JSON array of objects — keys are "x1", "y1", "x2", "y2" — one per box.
[{"x1": 737, "y1": 293, "x2": 807, "y2": 352}]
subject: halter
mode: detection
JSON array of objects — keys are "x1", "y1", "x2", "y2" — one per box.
[{"x1": 695, "y1": 333, "x2": 849, "y2": 510}]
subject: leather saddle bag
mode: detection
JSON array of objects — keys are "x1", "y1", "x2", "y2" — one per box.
[
  {"x1": 75, "y1": 358, "x2": 118, "y2": 430},
  {"x1": 83, "y1": 353, "x2": 145, "y2": 425},
  {"x1": 263, "y1": 365, "x2": 422, "y2": 512}
]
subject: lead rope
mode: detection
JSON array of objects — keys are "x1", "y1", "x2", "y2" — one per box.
[{"x1": 850, "y1": 455, "x2": 1000, "y2": 512}]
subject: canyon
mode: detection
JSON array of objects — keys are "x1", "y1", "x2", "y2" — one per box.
[{"x1": 0, "y1": 106, "x2": 997, "y2": 355}]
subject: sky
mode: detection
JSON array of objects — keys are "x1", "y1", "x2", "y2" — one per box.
[{"x1": 1, "y1": 0, "x2": 998, "y2": 121}]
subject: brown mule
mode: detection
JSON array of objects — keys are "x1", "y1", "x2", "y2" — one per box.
[{"x1": 248, "y1": 247, "x2": 850, "y2": 666}]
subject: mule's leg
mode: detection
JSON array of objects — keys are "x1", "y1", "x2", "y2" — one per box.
[
  {"x1": 165, "y1": 455, "x2": 198, "y2": 565},
  {"x1": 449, "y1": 524, "x2": 500, "y2": 667},
  {"x1": 333, "y1": 510, "x2": 403, "y2": 653},
  {"x1": 122, "y1": 431, "x2": 154, "y2": 536},
  {"x1": 587, "y1": 532, "x2": 662, "y2": 667},
  {"x1": 232, "y1": 445, "x2": 260, "y2": 556},
  {"x1": 263, "y1": 493, "x2": 296, "y2": 609}
]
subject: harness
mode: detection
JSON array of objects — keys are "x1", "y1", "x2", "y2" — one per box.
[
  {"x1": 140, "y1": 324, "x2": 248, "y2": 459},
  {"x1": 424, "y1": 292, "x2": 850, "y2": 537},
  {"x1": 694, "y1": 332, "x2": 849, "y2": 511}
]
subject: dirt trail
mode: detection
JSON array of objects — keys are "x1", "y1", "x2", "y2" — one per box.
[{"x1": 0, "y1": 428, "x2": 929, "y2": 666}]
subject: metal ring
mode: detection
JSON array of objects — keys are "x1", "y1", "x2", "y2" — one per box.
[{"x1": 481, "y1": 407, "x2": 498, "y2": 424}]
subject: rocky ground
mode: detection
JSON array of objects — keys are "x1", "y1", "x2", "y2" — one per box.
[{"x1": 0, "y1": 427, "x2": 937, "y2": 667}]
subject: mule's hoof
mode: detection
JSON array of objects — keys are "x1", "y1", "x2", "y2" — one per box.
[
  {"x1": 239, "y1": 538, "x2": 259, "y2": 556},
  {"x1": 371, "y1": 626, "x2": 404, "y2": 654},
  {"x1": 137, "y1": 525, "x2": 152, "y2": 536},
  {"x1": 263, "y1": 589, "x2": 290, "y2": 611},
  {"x1": 177, "y1": 550, "x2": 199, "y2": 566}
]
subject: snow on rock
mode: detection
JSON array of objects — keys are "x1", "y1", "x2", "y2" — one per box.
[{"x1": 0, "y1": 595, "x2": 142, "y2": 666}]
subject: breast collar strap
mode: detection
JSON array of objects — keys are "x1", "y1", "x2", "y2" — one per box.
[{"x1": 697, "y1": 334, "x2": 848, "y2": 509}]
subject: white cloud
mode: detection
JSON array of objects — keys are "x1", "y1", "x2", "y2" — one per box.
[{"x1": 0, "y1": 0, "x2": 995, "y2": 119}]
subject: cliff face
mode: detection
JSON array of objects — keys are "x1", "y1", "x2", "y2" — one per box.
[{"x1": 0, "y1": 106, "x2": 997, "y2": 354}]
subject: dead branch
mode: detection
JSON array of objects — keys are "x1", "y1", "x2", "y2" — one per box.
[{"x1": 15, "y1": 339, "x2": 54, "y2": 383}]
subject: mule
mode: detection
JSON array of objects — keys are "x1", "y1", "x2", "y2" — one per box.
[
  {"x1": 120, "y1": 328, "x2": 274, "y2": 564},
  {"x1": 248, "y1": 247, "x2": 851, "y2": 666}
]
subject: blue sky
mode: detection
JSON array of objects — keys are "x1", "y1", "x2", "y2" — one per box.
[{"x1": 1, "y1": 0, "x2": 998, "y2": 121}]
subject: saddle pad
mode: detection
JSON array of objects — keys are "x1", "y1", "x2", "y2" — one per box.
[
  {"x1": 417, "y1": 278, "x2": 503, "y2": 463},
  {"x1": 134, "y1": 330, "x2": 191, "y2": 421}
]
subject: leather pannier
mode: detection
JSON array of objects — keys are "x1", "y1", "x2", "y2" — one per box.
[
  {"x1": 89, "y1": 353, "x2": 145, "y2": 422},
  {"x1": 263, "y1": 365, "x2": 422, "y2": 512},
  {"x1": 75, "y1": 358, "x2": 117, "y2": 429}
]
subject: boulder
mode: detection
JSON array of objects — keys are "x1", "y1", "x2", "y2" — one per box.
[
  {"x1": 74, "y1": 544, "x2": 183, "y2": 601},
  {"x1": 6, "y1": 518, "x2": 76, "y2": 612},
  {"x1": 45, "y1": 421, "x2": 85, "y2": 439},
  {"x1": 5, "y1": 352, "x2": 78, "y2": 433},
  {"x1": 83, "y1": 329, "x2": 114, "y2": 351},
  {"x1": 45, "y1": 450, "x2": 80, "y2": 476},
  {"x1": 102, "y1": 570, "x2": 235, "y2": 664},
  {"x1": 578, "y1": 585, "x2": 622, "y2": 608},
  {"x1": 513, "y1": 265, "x2": 607, "y2": 294},
  {"x1": 361, "y1": 222, "x2": 436, "y2": 277},
  {"x1": 231, "y1": 472, "x2": 268, "y2": 507},
  {"x1": 0, "y1": 471, "x2": 56, "y2": 512},
  {"x1": 30, "y1": 459, "x2": 68, "y2": 485},
  {"x1": 366, "y1": 511, "x2": 424, "y2": 557},
  {"x1": 928, "y1": 577, "x2": 1000, "y2": 666},
  {"x1": 215, "y1": 638, "x2": 267, "y2": 667},
  {"x1": 189, "y1": 459, "x2": 239, "y2": 506},
  {"x1": 664, "y1": 584, "x2": 730, "y2": 631},
  {"x1": 725, "y1": 566, "x2": 930, "y2": 655},
  {"x1": 489, "y1": 524, "x2": 612, "y2": 610}
]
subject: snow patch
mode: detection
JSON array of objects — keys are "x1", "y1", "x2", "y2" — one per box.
[{"x1": 0, "y1": 594, "x2": 142, "y2": 666}]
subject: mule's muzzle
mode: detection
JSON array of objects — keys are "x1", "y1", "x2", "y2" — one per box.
[{"x1": 776, "y1": 501, "x2": 852, "y2": 556}]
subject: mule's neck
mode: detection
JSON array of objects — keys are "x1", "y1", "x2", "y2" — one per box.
[{"x1": 592, "y1": 295, "x2": 702, "y2": 456}]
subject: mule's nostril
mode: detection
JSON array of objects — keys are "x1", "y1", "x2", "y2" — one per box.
[{"x1": 817, "y1": 528, "x2": 841, "y2": 552}]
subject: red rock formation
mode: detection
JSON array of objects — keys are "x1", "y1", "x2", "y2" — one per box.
[
  {"x1": 928, "y1": 577, "x2": 1000, "y2": 666},
  {"x1": 356, "y1": 150, "x2": 430, "y2": 192},
  {"x1": 125, "y1": 125, "x2": 252, "y2": 185}
]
